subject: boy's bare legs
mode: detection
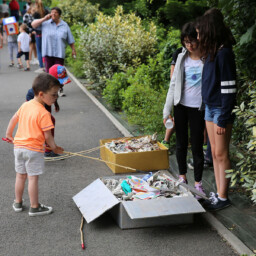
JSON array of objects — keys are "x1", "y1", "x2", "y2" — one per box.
[
  {"x1": 15, "y1": 173, "x2": 27, "y2": 203},
  {"x1": 28, "y1": 175, "x2": 39, "y2": 208}
]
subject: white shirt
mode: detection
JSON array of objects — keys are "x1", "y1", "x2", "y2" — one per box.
[
  {"x1": 1, "y1": 3, "x2": 9, "y2": 13},
  {"x1": 180, "y1": 56, "x2": 203, "y2": 108},
  {"x1": 17, "y1": 32, "x2": 30, "y2": 52}
]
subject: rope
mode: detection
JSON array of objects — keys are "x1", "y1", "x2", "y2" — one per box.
[
  {"x1": 63, "y1": 150, "x2": 137, "y2": 172},
  {"x1": 44, "y1": 145, "x2": 105, "y2": 162}
]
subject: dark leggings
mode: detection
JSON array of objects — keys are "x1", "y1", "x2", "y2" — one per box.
[
  {"x1": 44, "y1": 56, "x2": 64, "y2": 73},
  {"x1": 174, "y1": 104, "x2": 205, "y2": 182}
]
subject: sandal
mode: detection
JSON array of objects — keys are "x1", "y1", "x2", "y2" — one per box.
[{"x1": 17, "y1": 64, "x2": 23, "y2": 69}]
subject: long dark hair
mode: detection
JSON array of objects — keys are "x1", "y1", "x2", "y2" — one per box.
[{"x1": 196, "y1": 10, "x2": 235, "y2": 60}]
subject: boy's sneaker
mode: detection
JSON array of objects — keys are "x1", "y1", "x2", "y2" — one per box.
[
  {"x1": 29, "y1": 203, "x2": 53, "y2": 216},
  {"x1": 17, "y1": 64, "x2": 23, "y2": 69},
  {"x1": 9, "y1": 63, "x2": 14, "y2": 67},
  {"x1": 194, "y1": 181, "x2": 206, "y2": 200},
  {"x1": 203, "y1": 197, "x2": 231, "y2": 211},
  {"x1": 24, "y1": 67, "x2": 30, "y2": 71},
  {"x1": 44, "y1": 151, "x2": 60, "y2": 159},
  {"x1": 12, "y1": 199, "x2": 24, "y2": 212},
  {"x1": 161, "y1": 140, "x2": 170, "y2": 150}
]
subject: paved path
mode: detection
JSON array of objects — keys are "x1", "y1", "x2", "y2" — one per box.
[{"x1": 0, "y1": 46, "x2": 238, "y2": 256}]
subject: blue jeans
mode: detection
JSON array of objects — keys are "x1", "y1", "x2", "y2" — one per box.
[
  {"x1": 205, "y1": 104, "x2": 222, "y2": 124},
  {"x1": 35, "y1": 36, "x2": 43, "y2": 68}
]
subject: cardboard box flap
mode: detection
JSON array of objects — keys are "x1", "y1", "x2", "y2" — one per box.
[
  {"x1": 122, "y1": 196, "x2": 205, "y2": 220},
  {"x1": 73, "y1": 179, "x2": 119, "y2": 223}
]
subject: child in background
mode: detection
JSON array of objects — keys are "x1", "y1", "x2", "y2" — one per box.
[
  {"x1": 26, "y1": 64, "x2": 71, "y2": 158},
  {"x1": 17, "y1": 23, "x2": 30, "y2": 71},
  {"x1": 8, "y1": 33, "x2": 18, "y2": 67},
  {"x1": 5, "y1": 73, "x2": 64, "y2": 216}
]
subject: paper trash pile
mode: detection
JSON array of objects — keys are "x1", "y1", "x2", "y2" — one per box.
[
  {"x1": 104, "y1": 133, "x2": 160, "y2": 154},
  {"x1": 101, "y1": 171, "x2": 188, "y2": 201}
]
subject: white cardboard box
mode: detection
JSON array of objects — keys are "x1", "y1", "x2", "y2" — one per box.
[{"x1": 73, "y1": 172, "x2": 205, "y2": 229}]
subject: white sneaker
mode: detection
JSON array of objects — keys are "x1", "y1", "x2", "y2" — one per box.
[
  {"x1": 34, "y1": 68, "x2": 45, "y2": 73},
  {"x1": 29, "y1": 203, "x2": 53, "y2": 216},
  {"x1": 58, "y1": 91, "x2": 66, "y2": 97}
]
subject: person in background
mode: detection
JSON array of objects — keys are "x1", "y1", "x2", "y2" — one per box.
[
  {"x1": 17, "y1": 23, "x2": 31, "y2": 71},
  {"x1": 196, "y1": 9, "x2": 236, "y2": 211},
  {"x1": 23, "y1": 6, "x2": 37, "y2": 65},
  {"x1": 26, "y1": 64, "x2": 71, "y2": 158},
  {"x1": 26, "y1": 0, "x2": 32, "y2": 11},
  {"x1": 31, "y1": 7, "x2": 76, "y2": 73},
  {"x1": 21, "y1": 5, "x2": 27, "y2": 17},
  {"x1": 33, "y1": 0, "x2": 48, "y2": 72},
  {"x1": 7, "y1": 26, "x2": 18, "y2": 67},
  {"x1": 9, "y1": 0, "x2": 20, "y2": 24},
  {"x1": 0, "y1": 14, "x2": 3, "y2": 48},
  {"x1": 0, "y1": 0, "x2": 9, "y2": 17},
  {"x1": 163, "y1": 22, "x2": 205, "y2": 199}
]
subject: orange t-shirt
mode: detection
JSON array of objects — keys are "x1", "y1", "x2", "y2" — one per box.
[{"x1": 14, "y1": 99, "x2": 54, "y2": 153}]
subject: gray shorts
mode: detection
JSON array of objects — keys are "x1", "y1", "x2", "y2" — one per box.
[{"x1": 14, "y1": 148, "x2": 45, "y2": 176}]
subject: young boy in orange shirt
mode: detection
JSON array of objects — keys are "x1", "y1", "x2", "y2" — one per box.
[{"x1": 5, "y1": 73, "x2": 64, "y2": 216}]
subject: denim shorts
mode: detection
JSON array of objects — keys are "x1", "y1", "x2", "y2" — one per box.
[
  {"x1": 204, "y1": 104, "x2": 222, "y2": 124},
  {"x1": 14, "y1": 148, "x2": 45, "y2": 176}
]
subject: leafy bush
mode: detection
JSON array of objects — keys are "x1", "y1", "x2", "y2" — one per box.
[
  {"x1": 158, "y1": 0, "x2": 208, "y2": 29},
  {"x1": 79, "y1": 6, "x2": 157, "y2": 84},
  {"x1": 157, "y1": 27, "x2": 181, "y2": 82},
  {"x1": 216, "y1": 0, "x2": 256, "y2": 203},
  {"x1": 103, "y1": 68, "x2": 134, "y2": 110},
  {"x1": 219, "y1": 0, "x2": 256, "y2": 81},
  {"x1": 122, "y1": 83, "x2": 167, "y2": 135},
  {"x1": 55, "y1": 0, "x2": 99, "y2": 25},
  {"x1": 226, "y1": 81, "x2": 256, "y2": 203}
]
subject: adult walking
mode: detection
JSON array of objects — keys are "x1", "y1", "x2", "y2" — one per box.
[
  {"x1": 31, "y1": 7, "x2": 76, "y2": 73},
  {"x1": 33, "y1": 0, "x2": 48, "y2": 70},
  {"x1": 0, "y1": 0, "x2": 9, "y2": 17},
  {"x1": 9, "y1": 0, "x2": 20, "y2": 23}
]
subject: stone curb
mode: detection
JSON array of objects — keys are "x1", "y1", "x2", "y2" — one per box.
[{"x1": 67, "y1": 68, "x2": 254, "y2": 256}]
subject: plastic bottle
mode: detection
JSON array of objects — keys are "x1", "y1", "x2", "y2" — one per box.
[{"x1": 165, "y1": 118, "x2": 174, "y2": 129}]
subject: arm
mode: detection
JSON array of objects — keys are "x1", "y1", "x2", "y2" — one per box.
[
  {"x1": 217, "y1": 48, "x2": 237, "y2": 135},
  {"x1": 44, "y1": 130, "x2": 64, "y2": 154},
  {"x1": 31, "y1": 13, "x2": 51, "y2": 29},
  {"x1": 170, "y1": 65, "x2": 175, "y2": 80},
  {"x1": 6, "y1": 113, "x2": 19, "y2": 143},
  {"x1": 69, "y1": 43, "x2": 76, "y2": 58},
  {"x1": 18, "y1": 41, "x2": 21, "y2": 52},
  {"x1": 163, "y1": 54, "x2": 182, "y2": 122}
]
